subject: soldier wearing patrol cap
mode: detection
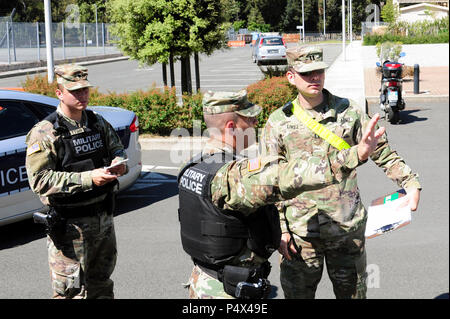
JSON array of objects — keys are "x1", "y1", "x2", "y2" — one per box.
[
  {"x1": 25, "y1": 64, "x2": 127, "y2": 299},
  {"x1": 178, "y1": 90, "x2": 385, "y2": 299},
  {"x1": 259, "y1": 46, "x2": 422, "y2": 299}
]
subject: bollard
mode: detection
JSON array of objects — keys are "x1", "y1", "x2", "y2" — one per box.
[{"x1": 414, "y1": 64, "x2": 420, "y2": 94}]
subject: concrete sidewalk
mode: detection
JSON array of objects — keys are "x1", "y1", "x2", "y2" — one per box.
[
  {"x1": 325, "y1": 41, "x2": 449, "y2": 108},
  {"x1": 362, "y1": 43, "x2": 449, "y2": 103},
  {"x1": 324, "y1": 41, "x2": 366, "y2": 112}
]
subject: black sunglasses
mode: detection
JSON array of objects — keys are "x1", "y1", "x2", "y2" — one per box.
[{"x1": 296, "y1": 69, "x2": 325, "y2": 77}]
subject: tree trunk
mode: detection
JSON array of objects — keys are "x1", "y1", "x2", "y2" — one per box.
[
  {"x1": 194, "y1": 52, "x2": 200, "y2": 93},
  {"x1": 181, "y1": 55, "x2": 192, "y2": 95},
  {"x1": 169, "y1": 53, "x2": 175, "y2": 88},
  {"x1": 162, "y1": 63, "x2": 167, "y2": 86}
]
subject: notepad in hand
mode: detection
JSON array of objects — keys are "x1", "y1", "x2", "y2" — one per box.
[{"x1": 365, "y1": 189, "x2": 412, "y2": 239}]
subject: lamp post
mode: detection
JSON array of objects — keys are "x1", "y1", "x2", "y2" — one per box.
[
  {"x1": 323, "y1": 0, "x2": 326, "y2": 36},
  {"x1": 342, "y1": 0, "x2": 346, "y2": 61},
  {"x1": 44, "y1": 0, "x2": 54, "y2": 83},
  {"x1": 301, "y1": 0, "x2": 305, "y2": 43}
]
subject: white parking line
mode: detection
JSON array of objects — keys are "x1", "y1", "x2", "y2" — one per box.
[{"x1": 142, "y1": 165, "x2": 179, "y2": 171}]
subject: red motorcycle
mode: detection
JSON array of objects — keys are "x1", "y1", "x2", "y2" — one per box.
[{"x1": 377, "y1": 52, "x2": 406, "y2": 124}]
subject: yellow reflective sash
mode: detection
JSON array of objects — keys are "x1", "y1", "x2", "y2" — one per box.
[{"x1": 292, "y1": 99, "x2": 351, "y2": 151}]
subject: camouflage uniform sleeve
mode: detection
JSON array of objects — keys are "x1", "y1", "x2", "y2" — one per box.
[
  {"x1": 210, "y1": 154, "x2": 337, "y2": 215},
  {"x1": 25, "y1": 121, "x2": 93, "y2": 198},
  {"x1": 259, "y1": 115, "x2": 290, "y2": 229},
  {"x1": 358, "y1": 113, "x2": 421, "y2": 191}
]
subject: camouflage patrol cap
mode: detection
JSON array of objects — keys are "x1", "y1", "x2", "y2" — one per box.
[
  {"x1": 287, "y1": 46, "x2": 329, "y2": 73},
  {"x1": 54, "y1": 64, "x2": 93, "y2": 91},
  {"x1": 202, "y1": 90, "x2": 262, "y2": 117}
]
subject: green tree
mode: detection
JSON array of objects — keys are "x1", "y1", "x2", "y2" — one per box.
[
  {"x1": 381, "y1": 0, "x2": 399, "y2": 24},
  {"x1": 108, "y1": 0, "x2": 227, "y2": 94}
]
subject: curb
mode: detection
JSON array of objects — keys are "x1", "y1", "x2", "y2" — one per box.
[
  {"x1": 366, "y1": 95, "x2": 449, "y2": 103},
  {"x1": 138, "y1": 137, "x2": 260, "y2": 154},
  {"x1": 0, "y1": 54, "x2": 129, "y2": 79}
]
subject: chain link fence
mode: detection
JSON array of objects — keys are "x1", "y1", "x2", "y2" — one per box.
[{"x1": 0, "y1": 21, "x2": 120, "y2": 64}]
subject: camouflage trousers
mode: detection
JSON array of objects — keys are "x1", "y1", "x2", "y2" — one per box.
[
  {"x1": 186, "y1": 265, "x2": 234, "y2": 299},
  {"x1": 47, "y1": 210, "x2": 117, "y2": 299},
  {"x1": 280, "y1": 227, "x2": 367, "y2": 299}
]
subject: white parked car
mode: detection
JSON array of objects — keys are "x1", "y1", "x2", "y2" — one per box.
[
  {"x1": 251, "y1": 34, "x2": 287, "y2": 65},
  {"x1": 0, "y1": 89, "x2": 142, "y2": 226}
]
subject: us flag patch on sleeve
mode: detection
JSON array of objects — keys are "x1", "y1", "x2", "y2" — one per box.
[
  {"x1": 248, "y1": 157, "x2": 261, "y2": 172},
  {"x1": 26, "y1": 142, "x2": 41, "y2": 156}
]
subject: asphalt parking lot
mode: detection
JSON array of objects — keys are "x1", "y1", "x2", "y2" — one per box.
[{"x1": 0, "y1": 45, "x2": 448, "y2": 300}]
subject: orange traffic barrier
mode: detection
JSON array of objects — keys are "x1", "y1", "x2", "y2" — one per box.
[
  {"x1": 282, "y1": 33, "x2": 301, "y2": 43},
  {"x1": 0, "y1": 87, "x2": 25, "y2": 92},
  {"x1": 227, "y1": 41, "x2": 246, "y2": 47}
]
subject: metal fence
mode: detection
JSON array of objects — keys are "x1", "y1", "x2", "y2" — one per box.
[
  {"x1": 0, "y1": 22, "x2": 121, "y2": 64},
  {"x1": 361, "y1": 22, "x2": 389, "y2": 39},
  {"x1": 226, "y1": 28, "x2": 359, "y2": 43}
]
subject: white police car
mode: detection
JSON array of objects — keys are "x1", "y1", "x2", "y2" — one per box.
[{"x1": 0, "y1": 89, "x2": 142, "y2": 226}]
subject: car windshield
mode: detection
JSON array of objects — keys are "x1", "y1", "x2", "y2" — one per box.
[{"x1": 262, "y1": 37, "x2": 283, "y2": 46}]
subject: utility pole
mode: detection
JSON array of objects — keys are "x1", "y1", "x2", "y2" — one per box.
[{"x1": 44, "y1": 0, "x2": 54, "y2": 83}]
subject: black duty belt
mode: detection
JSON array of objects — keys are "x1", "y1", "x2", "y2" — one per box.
[
  {"x1": 193, "y1": 259, "x2": 272, "y2": 299},
  {"x1": 55, "y1": 200, "x2": 108, "y2": 219}
]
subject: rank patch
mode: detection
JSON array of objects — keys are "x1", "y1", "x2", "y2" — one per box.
[
  {"x1": 27, "y1": 142, "x2": 41, "y2": 156},
  {"x1": 248, "y1": 157, "x2": 261, "y2": 172}
]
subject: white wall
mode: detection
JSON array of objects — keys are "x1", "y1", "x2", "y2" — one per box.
[{"x1": 399, "y1": 6, "x2": 449, "y2": 23}]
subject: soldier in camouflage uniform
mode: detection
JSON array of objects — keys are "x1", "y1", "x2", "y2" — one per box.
[
  {"x1": 259, "y1": 46, "x2": 422, "y2": 299},
  {"x1": 25, "y1": 64, "x2": 127, "y2": 299},
  {"x1": 181, "y1": 90, "x2": 385, "y2": 299}
]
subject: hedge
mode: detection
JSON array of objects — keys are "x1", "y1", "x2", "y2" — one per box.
[
  {"x1": 363, "y1": 18, "x2": 449, "y2": 45},
  {"x1": 22, "y1": 74, "x2": 297, "y2": 135},
  {"x1": 363, "y1": 32, "x2": 449, "y2": 45}
]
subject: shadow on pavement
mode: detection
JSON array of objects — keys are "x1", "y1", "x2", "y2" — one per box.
[
  {"x1": 397, "y1": 109, "x2": 428, "y2": 124},
  {"x1": 0, "y1": 218, "x2": 46, "y2": 250},
  {"x1": 115, "y1": 171, "x2": 179, "y2": 216},
  {"x1": 0, "y1": 172, "x2": 179, "y2": 250}
]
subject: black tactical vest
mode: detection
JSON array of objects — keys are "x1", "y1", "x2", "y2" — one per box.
[
  {"x1": 45, "y1": 110, "x2": 115, "y2": 206},
  {"x1": 177, "y1": 152, "x2": 281, "y2": 268}
]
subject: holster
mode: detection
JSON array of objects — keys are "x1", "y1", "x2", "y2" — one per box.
[
  {"x1": 219, "y1": 262, "x2": 272, "y2": 299},
  {"x1": 33, "y1": 206, "x2": 66, "y2": 238}
]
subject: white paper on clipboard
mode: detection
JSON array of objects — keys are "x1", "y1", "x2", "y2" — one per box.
[{"x1": 365, "y1": 195, "x2": 412, "y2": 239}]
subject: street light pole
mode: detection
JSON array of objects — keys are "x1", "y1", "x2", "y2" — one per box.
[
  {"x1": 95, "y1": 4, "x2": 98, "y2": 48},
  {"x1": 44, "y1": 0, "x2": 54, "y2": 83},
  {"x1": 301, "y1": 0, "x2": 305, "y2": 42},
  {"x1": 342, "y1": 0, "x2": 346, "y2": 61},
  {"x1": 350, "y1": 0, "x2": 353, "y2": 42},
  {"x1": 323, "y1": 0, "x2": 326, "y2": 36}
]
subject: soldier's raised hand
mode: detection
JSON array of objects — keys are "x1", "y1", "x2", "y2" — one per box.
[{"x1": 357, "y1": 113, "x2": 386, "y2": 161}]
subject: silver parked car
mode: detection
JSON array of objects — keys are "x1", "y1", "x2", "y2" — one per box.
[
  {"x1": 251, "y1": 34, "x2": 287, "y2": 65},
  {"x1": 0, "y1": 89, "x2": 142, "y2": 226}
]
